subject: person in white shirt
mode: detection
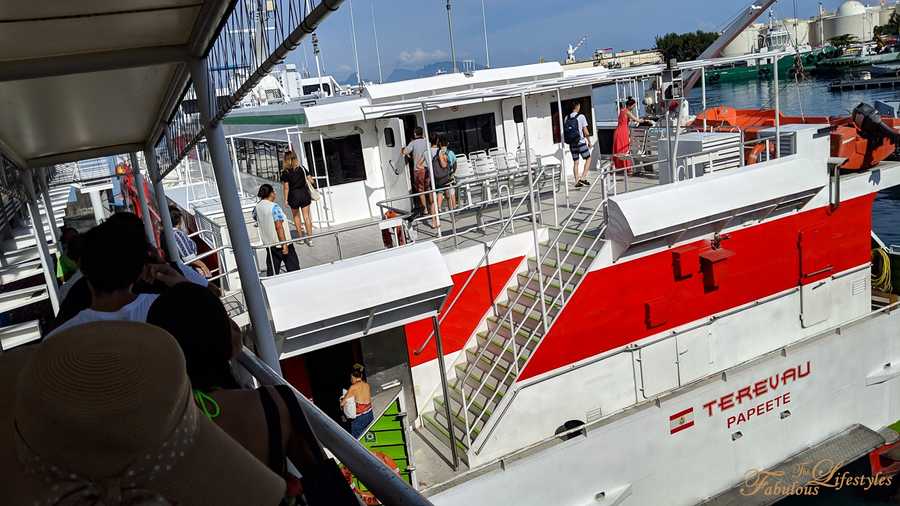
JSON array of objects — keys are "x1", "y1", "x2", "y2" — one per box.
[
  {"x1": 49, "y1": 213, "x2": 188, "y2": 337},
  {"x1": 254, "y1": 184, "x2": 299, "y2": 276}
]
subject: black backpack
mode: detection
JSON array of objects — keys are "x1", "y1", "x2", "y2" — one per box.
[
  {"x1": 563, "y1": 115, "x2": 582, "y2": 145},
  {"x1": 432, "y1": 150, "x2": 455, "y2": 187}
]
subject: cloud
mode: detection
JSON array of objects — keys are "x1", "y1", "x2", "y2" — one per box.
[
  {"x1": 337, "y1": 64, "x2": 353, "y2": 72},
  {"x1": 397, "y1": 48, "x2": 449, "y2": 66}
]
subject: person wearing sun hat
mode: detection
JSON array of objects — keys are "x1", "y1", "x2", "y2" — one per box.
[{"x1": 0, "y1": 321, "x2": 286, "y2": 505}]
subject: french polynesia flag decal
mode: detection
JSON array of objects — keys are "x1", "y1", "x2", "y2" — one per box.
[{"x1": 670, "y1": 407, "x2": 695, "y2": 435}]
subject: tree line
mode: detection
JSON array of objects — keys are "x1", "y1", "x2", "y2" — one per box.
[{"x1": 655, "y1": 31, "x2": 719, "y2": 63}]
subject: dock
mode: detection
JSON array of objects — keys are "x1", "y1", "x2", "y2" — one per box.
[{"x1": 829, "y1": 75, "x2": 900, "y2": 92}]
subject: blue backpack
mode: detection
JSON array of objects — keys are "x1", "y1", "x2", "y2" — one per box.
[{"x1": 563, "y1": 115, "x2": 582, "y2": 145}]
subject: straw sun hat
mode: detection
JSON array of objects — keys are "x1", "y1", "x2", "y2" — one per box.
[{"x1": 0, "y1": 321, "x2": 286, "y2": 505}]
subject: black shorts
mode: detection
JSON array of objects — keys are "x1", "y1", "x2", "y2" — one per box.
[{"x1": 287, "y1": 189, "x2": 311, "y2": 210}]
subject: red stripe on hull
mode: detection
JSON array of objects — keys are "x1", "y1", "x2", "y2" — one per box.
[
  {"x1": 520, "y1": 195, "x2": 874, "y2": 381},
  {"x1": 670, "y1": 421, "x2": 695, "y2": 435},
  {"x1": 406, "y1": 256, "x2": 524, "y2": 367}
]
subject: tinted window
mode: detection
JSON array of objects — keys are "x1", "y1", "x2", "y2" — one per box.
[
  {"x1": 384, "y1": 127, "x2": 395, "y2": 148},
  {"x1": 303, "y1": 134, "x2": 366, "y2": 187},
  {"x1": 428, "y1": 113, "x2": 497, "y2": 156}
]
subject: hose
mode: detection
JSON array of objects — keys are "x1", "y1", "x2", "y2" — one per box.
[{"x1": 872, "y1": 248, "x2": 893, "y2": 294}]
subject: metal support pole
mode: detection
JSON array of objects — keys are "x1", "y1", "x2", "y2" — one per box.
[
  {"x1": 145, "y1": 144, "x2": 180, "y2": 262},
  {"x1": 230, "y1": 137, "x2": 244, "y2": 197},
  {"x1": 774, "y1": 54, "x2": 781, "y2": 159},
  {"x1": 420, "y1": 103, "x2": 439, "y2": 236},
  {"x1": 129, "y1": 153, "x2": 157, "y2": 247},
  {"x1": 38, "y1": 168, "x2": 61, "y2": 244},
  {"x1": 23, "y1": 173, "x2": 60, "y2": 315},
  {"x1": 701, "y1": 67, "x2": 707, "y2": 131},
  {"x1": 432, "y1": 315, "x2": 459, "y2": 470},
  {"x1": 88, "y1": 190, "x2": 106, "y2": 225},
  {"x1": 555, "y1": 89, "x2": 571, "y2": 208},
  {"x1": 520, "y1": 93, "x2": 549, "y2": 335},
  {"x1": 191, "y1": 56, "x2": 283, "y2": 374}
]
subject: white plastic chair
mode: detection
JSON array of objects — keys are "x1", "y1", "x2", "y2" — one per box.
[{"x1": 454, "y1": 155, "x2": 474, "y2": 179}]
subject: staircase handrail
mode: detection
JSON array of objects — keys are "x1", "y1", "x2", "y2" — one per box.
[
  {"x1": 413, "y1": 164, "x2": 554, "y2": 357},
  {"x1": 459, "y1": 162, "x2": 613, "y2": 445}
]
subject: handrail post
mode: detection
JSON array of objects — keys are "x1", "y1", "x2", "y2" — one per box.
[
  {"x1": 190, "y1": 56, "x2": 283, "y2": 374},
  {"x1": 774, "y1": 53, "x2": 781, "y2": 159},
  {"x1": 23, "y1": 172, "x2": 60, "y2": 315},
  {"x1": 146, "y1": 140, "x2": 181, "y2": 262},
  {"x1": 556, "y1": 88, "x2": 568, "y2": 208},
  {"x1": 129, "y1": 152, "x2": 157, "y2": 247},
  {"x1": 432, "y1": 315, "x2": 459, "y2": 470},
  {"x1": 521, "y1": 92, "x2": 550, "y2": 335},
  {"x1": 38, "y1": 168, "x2": 60, "y2": 244}
]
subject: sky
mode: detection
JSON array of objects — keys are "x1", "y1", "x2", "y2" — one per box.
[{"x1": 286, "y1": 0, "x2": 853, "y2": 82}]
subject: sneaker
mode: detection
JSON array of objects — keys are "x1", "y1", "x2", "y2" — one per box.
[
  {"x1": 304, "y1": 238, "x2": 312, "y2": 247},
  {"x1": 580, "y1": 179, "x2": 591, "y2": 186},
  {"x1": 574, "y1": 180, "x2": 584, "y2": 189}
]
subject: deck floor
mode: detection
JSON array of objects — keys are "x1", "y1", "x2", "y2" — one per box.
[{"x1": 279, "y1": 172, "x2": 658, "y2": 273}]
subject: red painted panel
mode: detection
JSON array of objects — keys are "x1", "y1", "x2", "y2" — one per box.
[
  {"x1": 520, "y1": 195, "x2": 874, "y2": 381},
  {"x1": 406, "y1": 256, "x2": 524, "y2": 367}
]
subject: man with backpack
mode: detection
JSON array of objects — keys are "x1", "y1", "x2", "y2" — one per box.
[{"x1": 563, "y1": 102, "x2": 593, "y2": 188}]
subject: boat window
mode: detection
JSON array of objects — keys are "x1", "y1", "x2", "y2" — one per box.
[
  {"x1": 513, "y1": 105, "x2": 523, "y2": 124},
  {"x1": 550, "y1": 96, "x2": 594, "y2": 144},
  {"x1": 232, "y1": 138, "x2": 288, "y2": 182},
  {"x1": 427, "y1": 113, "x2": 497, "y2": 155},
  {"x1": 302, "y1": 83, "x2": 331, "y2": 96},
  {"x1": 383, "y1": 127, "x2": 395, "y2": 148},
  {"x1": 302, "y1": 134, "x2": 366, "y2": 187}
]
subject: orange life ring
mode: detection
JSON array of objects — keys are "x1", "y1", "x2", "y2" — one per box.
[{"x1": 746, "y1": 142, "x2": 776, "y2": 165}]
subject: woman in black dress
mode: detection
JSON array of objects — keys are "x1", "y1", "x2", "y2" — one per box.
[{"x1": 280, "y1": 150, "x2": 314, "y2": 246}]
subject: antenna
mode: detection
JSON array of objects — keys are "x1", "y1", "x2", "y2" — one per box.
[
  {"x1": 445, "y1": 0, "x2": 458, "y2": 73},
  {"x1": 348, "y1": 0, "x2": 362, "y2": 87},
  {"x1": 371, "y1": 0, "x2": 384, "y2": 83},
  {"x1": 480, "y1": 0, "x2": 491, "y2": 68}
]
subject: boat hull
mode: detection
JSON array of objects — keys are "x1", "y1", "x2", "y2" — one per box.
[{"x1": 428, "y1": 305, "x2": 900, "y2": 505}]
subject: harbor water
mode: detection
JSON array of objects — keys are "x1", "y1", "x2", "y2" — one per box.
[{"x1": 598, "y1": 76, "x2": 900, "y2": 247}]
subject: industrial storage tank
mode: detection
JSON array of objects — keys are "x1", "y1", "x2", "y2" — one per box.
[
  {"x1": 833, "y1": 0, "x2": 867, "y2": 41},
  {"x1": 722, "y1": 24, "x2": 763, "y2": 57}
]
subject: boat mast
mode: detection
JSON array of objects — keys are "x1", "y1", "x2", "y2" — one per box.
[{"x1": 306, "y1": 0, "x2": 325, "y2": 95}]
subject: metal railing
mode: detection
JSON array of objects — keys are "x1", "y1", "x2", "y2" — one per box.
[
  {"x1": 457, "y1": 162, "x2": 616, "y2": 449},
  {"x1": 404, "y1": 164, "x2": 558, "y2": 357},
  {"x1": 237, "y1": 349, "x2": 432, "y2": 506},
  {"x1": 248, "y1": 162, "x2": 561, "y2": 277}
]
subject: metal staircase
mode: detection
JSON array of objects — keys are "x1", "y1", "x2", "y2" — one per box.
[{"x1": 421, "y1": 164, "x2": 615, "y2": 464}]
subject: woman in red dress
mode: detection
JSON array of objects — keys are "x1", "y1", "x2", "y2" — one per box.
[{"x1": 613, "y1": 97, "x2": 640, "y2": 173}]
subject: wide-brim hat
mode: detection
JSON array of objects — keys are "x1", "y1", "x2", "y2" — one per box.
[{"x1": 0, "y1": 321, "x2": 286, "y2": 505}]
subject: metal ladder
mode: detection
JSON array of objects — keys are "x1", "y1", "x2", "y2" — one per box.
[{"x1": 422, "y1": 163, "x2": 616, "y2": 463}]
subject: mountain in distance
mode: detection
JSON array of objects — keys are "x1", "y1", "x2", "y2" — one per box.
[{"x1": 339, "y1": 61, "x2": 488, "y2": 85}]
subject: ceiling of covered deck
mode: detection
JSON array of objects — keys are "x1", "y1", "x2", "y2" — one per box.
[{"x1": 0, "y1": 0, "x2": 231, "y2": 169}]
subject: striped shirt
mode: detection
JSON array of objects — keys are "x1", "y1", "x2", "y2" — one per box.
[{"x1": 173, "y1": 228, "x2": 197, "y2": 261}]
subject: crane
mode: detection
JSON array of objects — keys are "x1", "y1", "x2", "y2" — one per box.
[{"x1": 566, "y1": 35, "x2": 589, "y2": 64}]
